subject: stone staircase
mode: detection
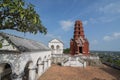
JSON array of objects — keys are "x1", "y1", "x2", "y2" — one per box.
[{"x1": 62, "y1": 56, "x2": 86, "y2": 67}]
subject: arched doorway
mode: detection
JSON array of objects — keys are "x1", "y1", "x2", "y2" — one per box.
[
  {"x1": 36, "y1": 57, "x2": 43, "y2": 78},
  {"x1": 22, "y1": 61, "x2": 33, "y2": 80},
  {"x1": 51, "y1": 45, "x2": 54, "y2": 54},
  {"x1": 56, "y1": 45, "x2": 60, "y2": 54},
  {"x1": 0, "y1": 63, "x2": 12, "y2": 80},
  {"x1": 51, "y1": 45, "x2": 54, "y2": 49},
  {"x1": 79, "y1": 47, "x2": 82, "y2": 53}
]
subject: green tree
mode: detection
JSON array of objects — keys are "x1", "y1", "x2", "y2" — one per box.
[
  {"x1": 63, "y1": 48, "x2": 70, "y2": 54},
  {"x1": 114, "y1": 60, "x2": 120, "y2": 66},
  {"x1": 107, "y1": 57, "x2": 113, "y2": 63},
  {"x1": 0, "y1": 42, "x2": 2, "y2": 48},
  {"x1": 0, "y1": 0, "x2": 47, "y2": 34}
]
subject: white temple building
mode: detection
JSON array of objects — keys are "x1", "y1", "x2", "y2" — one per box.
[
  {"x1": 0, "y1": 32, "x2": 51, "y2": 80},
  {"x1": 48, "y1": 39, "x2": 64, "y2": 54}
]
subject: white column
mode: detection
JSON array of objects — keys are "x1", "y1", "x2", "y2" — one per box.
[
  {"x1": 12, "y1": 78, "x2": 22, "y2": 80},
  {"x1": 83, "y1": 62, "x2": 86, "y2": 68},
  {"x1": 29, "y1": 67, "x2": 36, "y2": 80},
  {"x1": 76, "y1": 57, "x2": 79, "y2": 61},
  {"x1": 69, "y1": 57, "x2": 71, "y2": 61},
  {"x1": 44, "y1": 59, "x2": 49, "y2": 72},
  {"x1": 48, "y1": 59, "x2": 51, "y2": 68},
  {"x1": 54, "y1": 45, "x2": 56, "y2": 54},
  {"x1": 46, "y1": 60, "x2": 49, "y2": 69},
  {"x1": 38, "y1": 63, "x2": 44, "y2": 77},
  {"x1": 43, "y1": 60, "x2": 47, "y2": 72}
]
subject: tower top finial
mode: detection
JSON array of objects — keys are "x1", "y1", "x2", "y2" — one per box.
[{"x1": 75, "y1": 20, "x2": 82, "y2": 24}]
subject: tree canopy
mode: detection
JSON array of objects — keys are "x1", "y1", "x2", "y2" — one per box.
[
  {"x1": 0, "y1": 0, "x2": 47, "y2": 34},
  {"x1": 63, "y1": 48, "x2": 70, "y2": 54},
  {"x1": 0, "y1": 42, "x2": 2, "y2": 48}
]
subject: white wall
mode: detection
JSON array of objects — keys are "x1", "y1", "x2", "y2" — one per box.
[
  {"x1": 0, "y1": 50, "x2": 52, "y2": 80},
  {"x1": 24, "y1": 51, "x2": 51, "y2": 66}
]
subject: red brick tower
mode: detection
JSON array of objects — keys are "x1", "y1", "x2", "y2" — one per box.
[{"x1": 70, "y1": 20, "x2": 89, "y2": 55}]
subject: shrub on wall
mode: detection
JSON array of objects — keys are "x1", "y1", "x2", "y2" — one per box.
[
  {"x1": 63, "y1": 48, "x2": 70, "y2": 54},
  {"x1": 0, "y1": 42, "x2": 2, "y2": 48}
]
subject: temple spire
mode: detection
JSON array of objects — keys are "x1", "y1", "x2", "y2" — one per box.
[
  {"x1": 70, "y1": 20, "x2": 89, "y2": 55},
  {"x1": 74, "y1": 20, "x2": 85, "y2": 40}
]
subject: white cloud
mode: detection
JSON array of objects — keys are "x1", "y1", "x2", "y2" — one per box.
[
  {"x1": 103, "y1": 32, "x2": 120, "y2": 41},
  {"x1": 91, "y1": 40, "x2": 98, "y2": 45},
  {"x1": 88, "y1": 16, "x2": 120, "y2": 24},
  {"x1": 113, "y1": 32, "x2": 120, "y2": 38},
  {"x1": 99, "y1": 2, "x2": 120, "y2": 14},
  {"x1": 46, "y1": 33, "x2": 55, "y2": 39},
  {"x1": 89, "y1": 18, "x2": 98, "y2": 24},
  {"x1": 45, "y1": 33, "x2": 62, "y2": 40},
  {"x1": 83, "y1": 20, "x2": 88, "y2": 25},
  {"x1": 99, "y1": 17, "x2": 114, "y2": 23},
  {"x1": 60, "y1": 20, "x2": 74, "y2": 31},
  {"x1": 103, "y1": 36, "x2": 112, "y2": 41}
]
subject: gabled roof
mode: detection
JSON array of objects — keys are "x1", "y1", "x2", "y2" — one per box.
[
  {"x1": 0, "y1": 32, "x2": 50, "y2": 52},
  {"x1": 49, "y1": 39, "x2": 64, "y2": 45}
]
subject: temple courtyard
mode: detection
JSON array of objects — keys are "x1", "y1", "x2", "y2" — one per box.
[{"x1": 39, "y1": 64, "x2": 120, "y2": 80}]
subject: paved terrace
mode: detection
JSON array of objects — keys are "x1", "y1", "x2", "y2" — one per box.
[{"x1": 39, "y1": 64, "x2": 120, "y2": 80}]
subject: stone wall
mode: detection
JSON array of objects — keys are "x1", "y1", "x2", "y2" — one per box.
[
  {"x1": 51, "y1": 54, "x2": 102, "y2": 67},
  {"x1": 51, "y1": 54, "x2": 69, "y2": 64}
]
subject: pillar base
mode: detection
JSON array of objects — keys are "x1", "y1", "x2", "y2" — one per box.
[
  {"x1": 11, "y1": 73, "x2": 23, "y2": 80},
  {"x1": 29, "y1": 67, "x2": 36, "y2": 80}
]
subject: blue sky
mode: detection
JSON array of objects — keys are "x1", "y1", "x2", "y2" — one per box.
[{"x1": 2, "y1": 0, "x2": 120, "y2": 51}]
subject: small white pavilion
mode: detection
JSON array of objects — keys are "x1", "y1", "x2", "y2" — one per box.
[{"x1": 48, "y1": 39, "x2": 64, "y2": 55}]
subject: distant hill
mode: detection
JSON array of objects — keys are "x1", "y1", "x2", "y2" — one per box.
[{"x1": 90, "y1": 50, "x2": 120, "y2": 54}]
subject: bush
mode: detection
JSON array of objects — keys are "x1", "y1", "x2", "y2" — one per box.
[
  {"x1": 63, "y1": 48, "x2": 70, "y2": 54},
  {"x1": 0, "y1": 42, "x2": 2, "y2": 48}
]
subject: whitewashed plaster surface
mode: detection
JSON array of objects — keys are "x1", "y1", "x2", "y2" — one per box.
[
  {"x1": 0, "y1": 51, "x2": 51, "y2": 80},
  {"x1": 0, "y1": 33, "x2": 52, "y2": 80}
]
